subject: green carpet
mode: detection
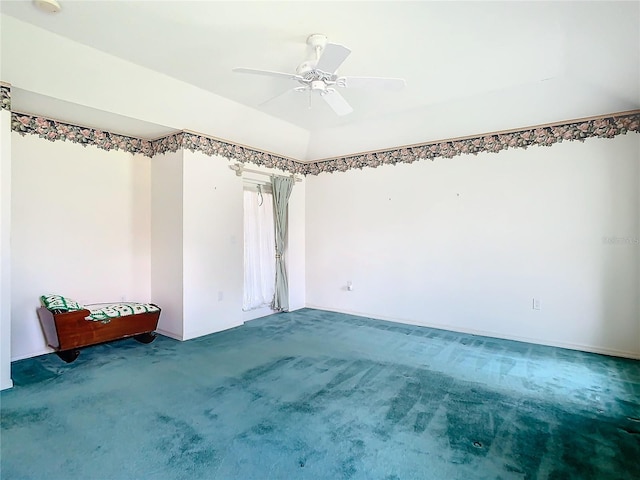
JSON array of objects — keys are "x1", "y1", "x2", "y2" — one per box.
[{"x1": 1, "y1": 308, "x2": 639, "y2": 479}]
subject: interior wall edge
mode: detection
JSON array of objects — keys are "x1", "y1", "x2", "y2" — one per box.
[
  {"x1": 0, "y1": 96, "x2": 12, "y2": 388},
  {"x1": 0, "y1": 84, "x2": 10, "y2": 110},
  {"x1": 0, "y1": 379, "x2": 13, "y2": 390}
]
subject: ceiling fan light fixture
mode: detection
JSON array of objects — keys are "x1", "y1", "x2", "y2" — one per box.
[
  {"x1": 33, "y1": 0, "x2": 61, "y2": 14},
  {"x1": 310, "y1": 80, "x2": 327, "y2": 92},
  {"x1": 232, "y1": 34, "x2": 405, "y2": 116}
]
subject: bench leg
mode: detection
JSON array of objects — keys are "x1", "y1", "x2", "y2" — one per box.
[
  {"x1": 56, "y1": 349, "x2": 80, "y2": 363},
  {"x1": 134, "y1": 332, "x2": 157, "y2": 344}
]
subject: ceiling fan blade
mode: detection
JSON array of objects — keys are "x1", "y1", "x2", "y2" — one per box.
[
  {"x1": 233, "y1": 67, "x2": 301, "y2": 81},
  {"x1": 321, "y1": 90, "x2": 353, "y2": 116},
  {"x1": 339, "y1": 76, "x2": 406, "y2": 91},
  {"x1": 315, "y1": 43, "x2": 351, "y2": 74}
]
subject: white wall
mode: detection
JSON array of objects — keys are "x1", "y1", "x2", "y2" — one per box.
[
  {"x1": 10, "y1": 134, "x2": 151, "y2": 360},
  {"x1": 150, "y1": 149, "x2": 184, "y2": 339},
  {"x1": 306, "y1": 134, "x2": 640, "y2": 358},
  {"x1": 1, "y1": 105, "x2": 12, "y2": 389},
  {"x1": 8, "y1": 135, "x2": 305, "y2": 359},
  {"x1": 182, "y1": 151, "x2": 244, "y2": 339}
]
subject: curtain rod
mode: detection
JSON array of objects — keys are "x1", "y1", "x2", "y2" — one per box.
[{"x1": 229, "y1": 163, "x2": 302, "y2": 182}]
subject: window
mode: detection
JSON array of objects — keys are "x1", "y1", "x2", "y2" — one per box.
[{"x1": 242, "y1": 184, "x2": 276, "y2": 311}]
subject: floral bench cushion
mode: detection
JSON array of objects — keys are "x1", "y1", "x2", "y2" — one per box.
[
  {"x1": 86, "y1": 303, "x2": 159, "y2": 322},
  {"x1": 41, "y1": 294, "x2": 159, "y2": 324},
  {"x1": 40, "y1": 294, "x2": 83, "y2": 312}
]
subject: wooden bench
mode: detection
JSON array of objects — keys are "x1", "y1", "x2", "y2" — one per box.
[{"x1": 37, "y1": 295, "x2": 161, "y2": 363}]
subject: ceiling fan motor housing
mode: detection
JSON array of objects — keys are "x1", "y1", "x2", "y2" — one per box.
[{"x1": 296, "y1": 61, "x2": 315, "y2": 76}]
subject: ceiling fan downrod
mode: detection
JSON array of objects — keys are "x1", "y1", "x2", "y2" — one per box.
[{"x1": 306, "y1": 33, "x2": 328, "y2": 61}]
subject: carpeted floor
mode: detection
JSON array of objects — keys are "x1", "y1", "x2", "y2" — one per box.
[{"x1": 1, "y1": 308, "x2": 639, "y2": 479}]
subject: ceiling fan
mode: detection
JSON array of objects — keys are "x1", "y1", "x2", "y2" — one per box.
[{"x1": 232, "y1": 34, "x2": 406, "y2": 116}]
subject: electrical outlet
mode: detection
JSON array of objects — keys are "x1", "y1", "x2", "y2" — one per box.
[
  {"x1": 347, "y1": 281, "x2": 353, "y2": 291},
  {"x1": 532, "y1": 298, "x2": 541, "y2": 310},
  {"x1": 218, "y1": 291, "x2": 224, "y2": 301}
]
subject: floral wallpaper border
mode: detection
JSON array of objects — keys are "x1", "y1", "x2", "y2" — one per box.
[
  {"x1": 154, "y1": 131, "x2": 305, "y2": 174},
  {"x1": 12, "y1": 112, "x2": 155, "y2": 157},
  {"x1": 154, "y1": 112, "x2": 639, "y2": 175},
  {"x1": 10, "y1": 112, "x2": 302, "y2": 168},
  {"x1": 9, "y1": 108, "x2": 640, "y2": 176},
  {"x1": 301, "y1": 112, "x2": 640, "y2": 175},
  {"x1": 1, "y1": 84, "x2": 10, "y2": 111}
]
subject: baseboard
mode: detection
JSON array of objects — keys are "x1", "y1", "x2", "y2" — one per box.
[
  {"x1": 243, "y1": 306, "x2": 276, "y2": 322},
  {"x1": 305, "y1": 304, "x2": 640, "y2": 360},
  {"x1": 11, "y1": 348, "x2": 52, "y2": 362},
  {"x1": 182, "y1": 321, "x2": 243, "y2": 341},
  {"x1": 12, "y1": 330, "x2": 183, "y2": 359},
  {"x1": 155, "y1": 328, "x2": 183, "y2": 341}
]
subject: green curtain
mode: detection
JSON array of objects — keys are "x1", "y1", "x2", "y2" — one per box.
[{"x1": 271, "y1": 176, "x2": 294, "y2": 311}]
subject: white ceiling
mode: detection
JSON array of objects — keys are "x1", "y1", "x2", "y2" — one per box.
[{"x1": 1, "y1": 0, "x2": 639, "y2": 159}]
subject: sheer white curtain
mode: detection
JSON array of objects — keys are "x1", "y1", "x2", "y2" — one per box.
[{"x1": 243, "y1": 186, "x2": 276, "y2": 311}]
